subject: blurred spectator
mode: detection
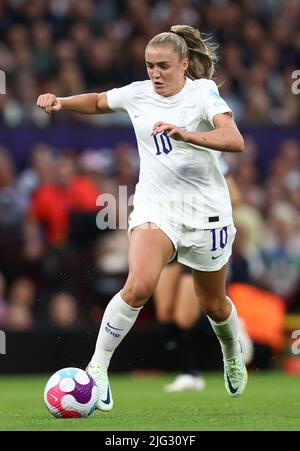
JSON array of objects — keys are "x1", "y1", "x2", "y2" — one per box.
[
  {"x1": 68, "y1": 21, "x2": 94, "y2": 58},
  {"x1": 17, "y1": 143, "x2": 56, "y2": 201},
  {"x1": 56, "y1": 62, "x2": 87, "y2": 97},
  {"x1": 91, "y1": 230, "x2": 129, "y2": 309},
  {"x1": 242, "y1": 87, "x2": 272, "y2": 125},
  {"x1": 151, "y1": 0, "x2": 201, "y2": 31},
  {"x1": 0, "y1": 272, "x2": 7, "y2": 327},
  {"x1": 230, "y1": 138, "x2": 264, "y2": 209},
  {"x1": 113, "y1": 142, "x2": 139, "y2": 196},
  {"x1": 48, "y1": 292, "x2": 79, "y2": 330},
  {"x1": 118, "y1": 35, "x2": 148, "y2": 85},
  {"x1": 31, "y1": 21, "x2": 54, "y2": 76},
  {"x1": 217, "y1": 69, "x2": 243, "y2": 123},
  {"x1": 232, "y1": 210, "x2": 266, "y2": 285},
  {"x1": 5, "y1": 302, "x2": 34, "y2": 331},
  {"x1": 4, "y1": 277, "x2": 37, "y2": 331},
  {"x1": 26, "y1": 151, "x2": 102, "y2": 247},
  {"x1": 279, "y1": 140, "x2": 300, "y2": 191},
  {"x1": 228, "y1": 227, "x2": 253, "y2": 285},
  {"x1": 0, "y1": 148, "x2": 27, "y2": 237},
  {"x1": 260, "y1": 202, "x2": 300, "y2": 304},
  {"x1": 84, "y1": 39, "x2": 119, "y2": 92},
  {"x1": 26, "y1": 152, "x2": 77, "y2": 246},
  {"x1": 8, "y1": 277, "x2": 36, "y2": 308},
  {"x1": 94, "y1": 231, "x2": 129, "y2": 276}
]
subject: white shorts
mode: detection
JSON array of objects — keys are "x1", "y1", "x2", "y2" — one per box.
[{"x1": 128, "y1": 213, "x2": 236, "y2": 272}]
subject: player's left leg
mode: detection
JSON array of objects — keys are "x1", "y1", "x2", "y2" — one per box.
[{"x1": 192, "y1": 265, "x2": 247, "y2": 397}]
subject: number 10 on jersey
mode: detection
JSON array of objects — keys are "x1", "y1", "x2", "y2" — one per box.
[{"x1": 153, "y1": 132, "x2": 173, "y2": 155}]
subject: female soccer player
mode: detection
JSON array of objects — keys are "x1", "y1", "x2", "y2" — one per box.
[{"x1": 37, "y1": 25, "x2": 246, "y2": 412}]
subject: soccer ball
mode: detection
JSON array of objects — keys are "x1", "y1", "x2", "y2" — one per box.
[{"x1": 44, "y1": 367, "x2": 98, "y2": 418}]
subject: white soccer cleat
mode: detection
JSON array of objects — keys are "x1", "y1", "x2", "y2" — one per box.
[
  {"x1": 223, "y1": 352, "x2": 248, "y2": 398},
  {"x1": 164, "y1": 374, "x2": 206, "y2": 393},
  {"x1": 86, "y1": 363, "x2": 113, "y2": 411},
  {"x1": 238, "y1": 319, "x2": 254, "y2": 366}
]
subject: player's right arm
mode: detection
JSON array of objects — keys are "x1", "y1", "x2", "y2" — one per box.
[{"x1": 36, "y1": 92, "x2": 113, "y2": 115}]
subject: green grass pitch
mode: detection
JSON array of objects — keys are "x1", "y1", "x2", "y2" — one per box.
[{"x1": 0, "y1": 372, "x2": 300, "y2": 431}]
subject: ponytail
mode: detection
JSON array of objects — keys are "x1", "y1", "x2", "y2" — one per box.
[{"x1": 147, "y1": 25, "x2": 218, "y2": 80}]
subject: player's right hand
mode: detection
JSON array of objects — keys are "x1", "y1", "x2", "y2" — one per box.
[{"x1": 36, "y1": 93, "x2": 62, "y2": 114}]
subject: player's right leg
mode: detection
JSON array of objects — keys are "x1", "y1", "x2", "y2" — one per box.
[{"x1": 87, "y1": 223, "x2": 174, "y2": 411}]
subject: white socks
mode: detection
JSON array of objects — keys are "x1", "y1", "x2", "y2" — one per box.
[
  {"x1": 208, "y1": 297, "x2": 241, "y2": 360},
  {"x1": 91, "y1": 293, "x2": 241, "y2": 369},
  {"x1": 90, "y1": 291, "x2": 142, "y2": 369}
]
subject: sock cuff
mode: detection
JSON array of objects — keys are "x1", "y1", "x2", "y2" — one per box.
[
  {"x1": 118, "y1": 291, "x2": 143, "y2": 311},
  {"x1": 208, "y1": 297, "x2": 237, "y2": 326}
]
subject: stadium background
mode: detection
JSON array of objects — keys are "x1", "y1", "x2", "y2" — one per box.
[{"x1": 0, "y1": 0, "x2": 299, "y2": 376}]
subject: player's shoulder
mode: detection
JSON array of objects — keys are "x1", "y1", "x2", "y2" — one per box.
[{"x1": 188, "y1": 78, "x2": 218, "y2": 93}]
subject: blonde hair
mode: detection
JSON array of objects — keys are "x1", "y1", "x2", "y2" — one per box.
[{"x1": 147, "y1": 25, "x2": 217, "y2": 80}]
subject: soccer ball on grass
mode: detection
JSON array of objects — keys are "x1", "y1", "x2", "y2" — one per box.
[{"x1": 44, "y1": 367, "x2": 98, "y2": 418}]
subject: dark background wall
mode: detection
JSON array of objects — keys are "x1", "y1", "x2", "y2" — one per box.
[{"x1": 0, "y1": 321, "x2": 272, "y2": 374}]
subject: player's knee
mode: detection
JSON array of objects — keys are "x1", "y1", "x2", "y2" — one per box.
[
  {"x1": 122, "y1": 280, "x2": 154, "y2": 307},
  {"x1": 198, "y1": 296, "x2": 227, "y2": 319}
]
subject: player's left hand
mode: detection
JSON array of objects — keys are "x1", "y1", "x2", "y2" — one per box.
[{"x1": 152, "y1": 122, "x2": 189, "y2": 141}]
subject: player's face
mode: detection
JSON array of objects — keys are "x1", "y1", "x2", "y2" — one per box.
[{"x1": 145, "y1": 45, "x2": 189, "y2": 97}]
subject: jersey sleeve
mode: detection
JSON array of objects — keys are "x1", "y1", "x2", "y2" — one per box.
[
  {"x1": 106, "y1": 83, "x2": 135, "y2": 112},
  {"x1": 201, "y1": 80, "x2": 233, "y2": 127}
]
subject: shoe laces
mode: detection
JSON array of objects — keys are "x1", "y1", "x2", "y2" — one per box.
[
  {"x1": 225, "y1": 357, "x2": 243, "y2": 385},
  {"x1": 88, "y1": 365, "x2": 109, "y2": 397},
  {"x1": 88, "y1": 363, "x2": 106, "y2": 375}
]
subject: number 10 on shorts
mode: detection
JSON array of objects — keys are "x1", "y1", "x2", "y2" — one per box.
[{"x1": 210, "y1": 226, "x2": 228, "y2": 251}]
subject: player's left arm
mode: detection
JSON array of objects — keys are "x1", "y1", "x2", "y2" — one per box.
[{"x1": 152, "y1": 113, "x2": 244, "y2": 153}]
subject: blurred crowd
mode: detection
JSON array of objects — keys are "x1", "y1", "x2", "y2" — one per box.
[
  {"x1": 0, "y1": 140, "x2": 142, "y2": 331},
  {"x1": 0, "y1": 0, "x2": 299, "y2": 333},
  {"x1": 0, "y1": 0, "x2": 299, "y2": 126}
]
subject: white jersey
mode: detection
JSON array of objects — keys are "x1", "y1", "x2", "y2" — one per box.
[{"x1": 107, "y1": 78, "x2": 233, "y2": 229}]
